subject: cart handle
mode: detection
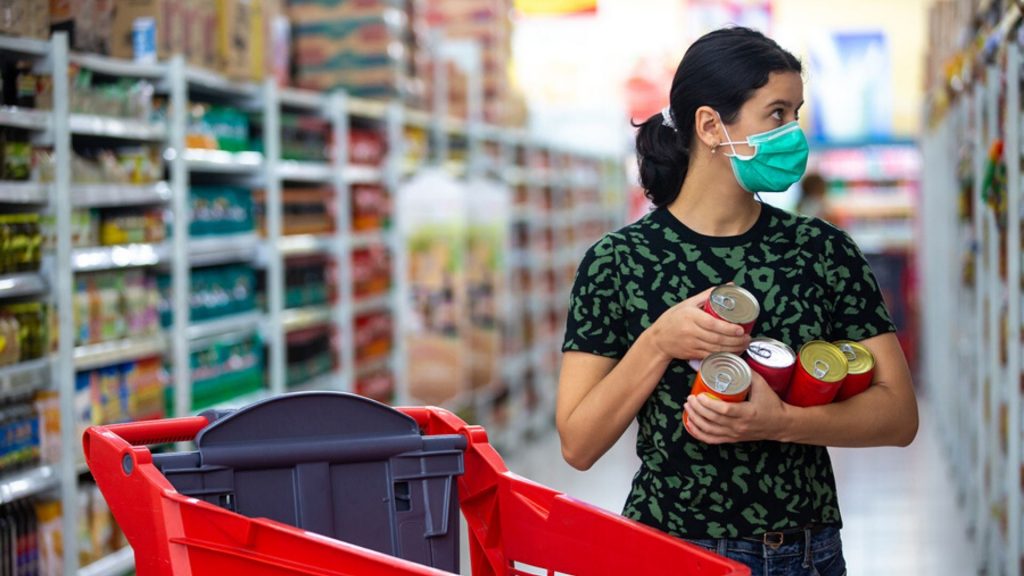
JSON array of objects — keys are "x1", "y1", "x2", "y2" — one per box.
[{"x1": 102, "y1": 416, "x2": 210, "y2": 446}]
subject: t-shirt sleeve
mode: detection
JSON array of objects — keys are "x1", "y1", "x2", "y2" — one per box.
[
  {"x1": 562, "y1": 234, "x2": 630, "y2": 358},
  {"x1": 825, "y1": 229, "x2": 897, "y2": 341}
]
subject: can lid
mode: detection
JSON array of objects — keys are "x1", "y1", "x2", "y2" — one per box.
[
  {"x1": 700, "y1": 352, "x2": 752, "y2": 395},
  {"x1": 747, "y1": 337, "x2": 796, "y2": 368},
  {"x1": 834, "y1": 340, "x2": 875, "y2": 375},
  {"x1": 798, "y1": 341, "x2": 848, "y2": 383},
  {"x1": 709, "y1": 285, "x2": 760, "y2": 325}
]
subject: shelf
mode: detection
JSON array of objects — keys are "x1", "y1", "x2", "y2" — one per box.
[
  {"x1": 355, "y1": 355, "x2": 393, "y2": 377},
  {"x1": 184, "y1": 149, "x2": 264, "y2": 173},
  {"x1": 0, "y1": 36, "x2": 49, "y2": 57},
  {"x1": 189, "y1": 233, "x2": 260, "y2": 267},
  {"x1": 70, "y1": 53, "x2": 167, "y2": 79},
  {"x1": 282, "y1": 306, "x2": 333, "y2": 332},
  {"x1": 351, "y1": 230, "x2": 389, "y2": 249},
  {"x1": 502, "y1": 353, "x2": 530, "y2": 377},
  {"x1": 352, "y1": 294, "x2": 391, "y2": 316},
  {"x1": 403, "y1": 108, "x2": 432, "y2": 128},
  {"x1": 195, "y1": 387, "x2": 272, "y2": 416},
  {"x1": 69, "y1": 114, "x2": 167, "y2": 141},
  {"x1": 187, "y1": 311, "x2": 263, "y2": 345},
  {"x1": 445, "y1": 161, "x2": 468, "y2": 178},
  {"x1": 74, "y1": 334, "x2": 167, "y2": 371},
  {"x1": 0, "y1": 107, "x2": 50, "y2": 131},
  {"x1": 186, "y1": 67, "x2": 260, "y2": 100},
  {"x1": 0, "y1": 181, "x2": 49, "y2": 204},
  {"x1": 278, "y1": 234, "x2": 337, "y2": 257},
  {"x1": 504, "y1": 167, "x2": 527, "y2": 186},
  {"x1": 279, "y1": 88, "x2": 326, "y2": 112},
  {"x1": 72, "y1": 243, "x2": 167, "y2": 272},
  {"x1": 509, "y1": 250, "x2": 530, "y2": 269},
  {"x1": 348, "y1": 97, "x2": 388, "y2": 120},
  {"x1": 346, "y1": 165, "x2": 384, "y2": 184},
  {"x1": 0, "y1": 465, "x2": 58, "y2": 505},
  {"x1": 77, "y1": 546, "x2": 134, "y2": 576},
  {"x1": 71, "y1": 182, "x2": 171, "y2": 208},
  {"x1": 289, "y1": 370, "x2": 343, "y2": 392},
  {"x1": 0, "y1": 358, "x2": 51, "y2": 398},
  {"x1": 0, "y1": 273, "x2": 47, "y2": 299},
  {"x1": 278, "y1": 161, "x2": 333, "y2": 183}
]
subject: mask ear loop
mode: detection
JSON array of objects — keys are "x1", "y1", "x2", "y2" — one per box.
[{"x1": 715, "y1": 111, "x2": 757, "y2": 161}]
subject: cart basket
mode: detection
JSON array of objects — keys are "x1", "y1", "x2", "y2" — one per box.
[{"x1": 83, "y1": 392, "x2": 749, "y2": 576}]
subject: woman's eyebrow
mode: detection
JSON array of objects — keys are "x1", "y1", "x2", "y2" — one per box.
[{"x1": 765, "y1": 99, "x2": 804, "y2": 109}]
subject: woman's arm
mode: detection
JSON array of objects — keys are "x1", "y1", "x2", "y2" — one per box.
[
  {"x1": 683, "y1": 332, "x2": 918, "y2": 447},
  {"x1": 558, "y1": 286, "x2": 750, "y2": 470},
  {"x1": 557, "y1": 335, "x2": 668, "y2": 471}
]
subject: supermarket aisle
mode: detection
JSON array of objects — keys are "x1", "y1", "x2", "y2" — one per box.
[{"x1": 475, "y1": 398, "x2": 977, "y2": 576}]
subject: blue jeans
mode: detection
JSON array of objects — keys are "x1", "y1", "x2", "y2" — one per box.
[{"x1": 683, "y1": 527, "x2": 846, "y2": 576}]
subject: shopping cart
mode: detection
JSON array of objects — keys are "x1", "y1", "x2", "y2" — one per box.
[{"x1": 83, "y1": 392, "x2": 749, "y2": 575}]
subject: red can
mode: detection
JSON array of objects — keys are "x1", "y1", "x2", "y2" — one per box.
[
  {"x1": 703, "y1": 285, "x2": 759, "y2": 334},
  {"x1": 684, "y1": 352, "x2": 751, "y2": 427},
  {"x1": 784, "y1": 341, "x2": 849, "y2": 408},
  {"x1": 744, "y1": 337, "x2": 796, "y2": 396},
  {"x1": 833, "y1": 340, "x2": 875, "y2": 402}
]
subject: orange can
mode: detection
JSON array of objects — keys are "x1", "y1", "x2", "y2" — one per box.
[
  {"x1": 833, "y1": 340, "x2": 875, "y2": 402},
  {"x1": 684, "y1": 352, "x2": 752, "y2": 427}
]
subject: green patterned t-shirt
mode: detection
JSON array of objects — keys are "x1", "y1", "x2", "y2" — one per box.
[{"x1": 562, "y1": 203, "x2": 895, "y2": 539}]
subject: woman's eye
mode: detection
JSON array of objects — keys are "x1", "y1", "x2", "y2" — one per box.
[{"x1": 771, "y1": 109, "x2": 783, "y2": 121}]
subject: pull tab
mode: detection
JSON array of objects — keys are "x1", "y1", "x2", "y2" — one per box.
[
  {"x1": 840, "y1": 343, "x2": 856, "y2": 361},
  {"x1": 712, "y1": 372, "x2": 734, "y2": 392},
  {"x1": 750, "y1": 345, "x2": 772, "y2": 359},
  {"x1": 711, "y1": 294, "x2": 736, "y2": 311},
  {"x1": 812, "y1": 360, "x2": 830, "y2": 380}
]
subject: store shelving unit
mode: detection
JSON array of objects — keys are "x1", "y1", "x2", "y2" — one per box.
[
  {"x1": 922, "y1": 4, "x2": 1024, "y2": 574},
  {"x1": 0, "y1": 29, "x2": 626, "y2": 575}
]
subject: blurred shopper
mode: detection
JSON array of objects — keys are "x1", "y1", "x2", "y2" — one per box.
[
  {"x1": 556, "y1": 27, "x2": 917, "y2": 576},
  {"x1": 797, "y1": 172, "x2": 828, "y2": 218}
]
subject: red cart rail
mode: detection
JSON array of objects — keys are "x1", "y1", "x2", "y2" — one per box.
[{"x1": 84, "y1": 405, "x2": 749, "y2": 575}]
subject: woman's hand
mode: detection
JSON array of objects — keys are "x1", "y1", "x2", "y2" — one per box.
[
  {"x1": 649, "y1": 286, "x2": 752, "y2": 361},
  {"x1": 683, "y1": 371, "x2": 787, "y2": 444}
]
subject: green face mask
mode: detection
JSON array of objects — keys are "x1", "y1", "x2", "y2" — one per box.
[{"x1": 719, "y1": 119, "x2": 809, "y2": 193}]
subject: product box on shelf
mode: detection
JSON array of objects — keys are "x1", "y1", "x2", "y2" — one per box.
[
  {"x1": 351, "y1": 184, "x2": 390, "y2": 231},
  {"x1": 352, "y1": 245, "x2": 391, "y2": 299},
  {"x1": 0, "y1": 0, "x2": 48, "y2": 40},
  {"x1": 399, "y1": 169, "x2": 467, "y2": 405},
  {"x1": 173, "y1": 333, "x2": 263, "y2": 412},
  {"x1": 285, "y1": 326, "x2": 334, "y2": 388},
  {"x1": 350, "y1": 128, "x2": 388, "y2": 165},
  {"x1": 108, "y1": 0, "x2": 187, "y2": 61},
  {"x1": 354, "y1": 311, "x2": 393, "y2": 363},
  {"x1": 284, "y1": 255, "x2": 332, "y2": 307},
  {"x1": 289, "y1": 7, "x2": 409, "y2": 97},
  {"x1": 184, "y1": 0, "x2": 219, "y2": 69},
  {"x1": 50, "y1": 0, "x2": 116, "y2": 54},
  {"x1": 189, "y1": 186, "x2": 255, "y2": 237},
  {"x1": 216, "y1": 0, "x2": 266, "y2": 81},
  {"x1": 355, "y1": 367, "x2": 395, "y2": 404},
  {"x1": 254, "y1": 188, "x2": 335, "y2": 236}
]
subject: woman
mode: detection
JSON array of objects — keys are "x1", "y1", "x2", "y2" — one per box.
[{"x1": 557, "y1": 27, "x2": 917, "y2": 576}]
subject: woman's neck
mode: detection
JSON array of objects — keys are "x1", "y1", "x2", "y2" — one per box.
[{"x1": 668, "y1": 163, "x2": 763, "y2": 237}]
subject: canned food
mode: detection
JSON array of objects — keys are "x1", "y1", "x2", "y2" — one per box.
[
  {"x1": 703, "y1": 285, "x2": 759, "y2": 334},
  {"x1": 833, "y1": 340, "x2": 875, "y2": 402},
  {"x1": 685, "y1": 352, "x2": 752, "y2": 427},
  {"x1": 785, "y1": 341, "x2": 849, "y2": 407},
  {"x1": 745, "y1": 337, "x2": 796, "y2": 396}
]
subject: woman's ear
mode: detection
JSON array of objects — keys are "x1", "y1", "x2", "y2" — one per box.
[{"x1": 693, "y1": 106, "x2": 721, "y2": 153}]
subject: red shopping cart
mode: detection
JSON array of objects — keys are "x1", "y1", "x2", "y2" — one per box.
[{"x1": 83, "y1": 392, "x2": 749, "y2": 576}]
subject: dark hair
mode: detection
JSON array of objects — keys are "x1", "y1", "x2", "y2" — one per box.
[{"x1": 634, "y1": 27, "x2": 802, "y2": 207}]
